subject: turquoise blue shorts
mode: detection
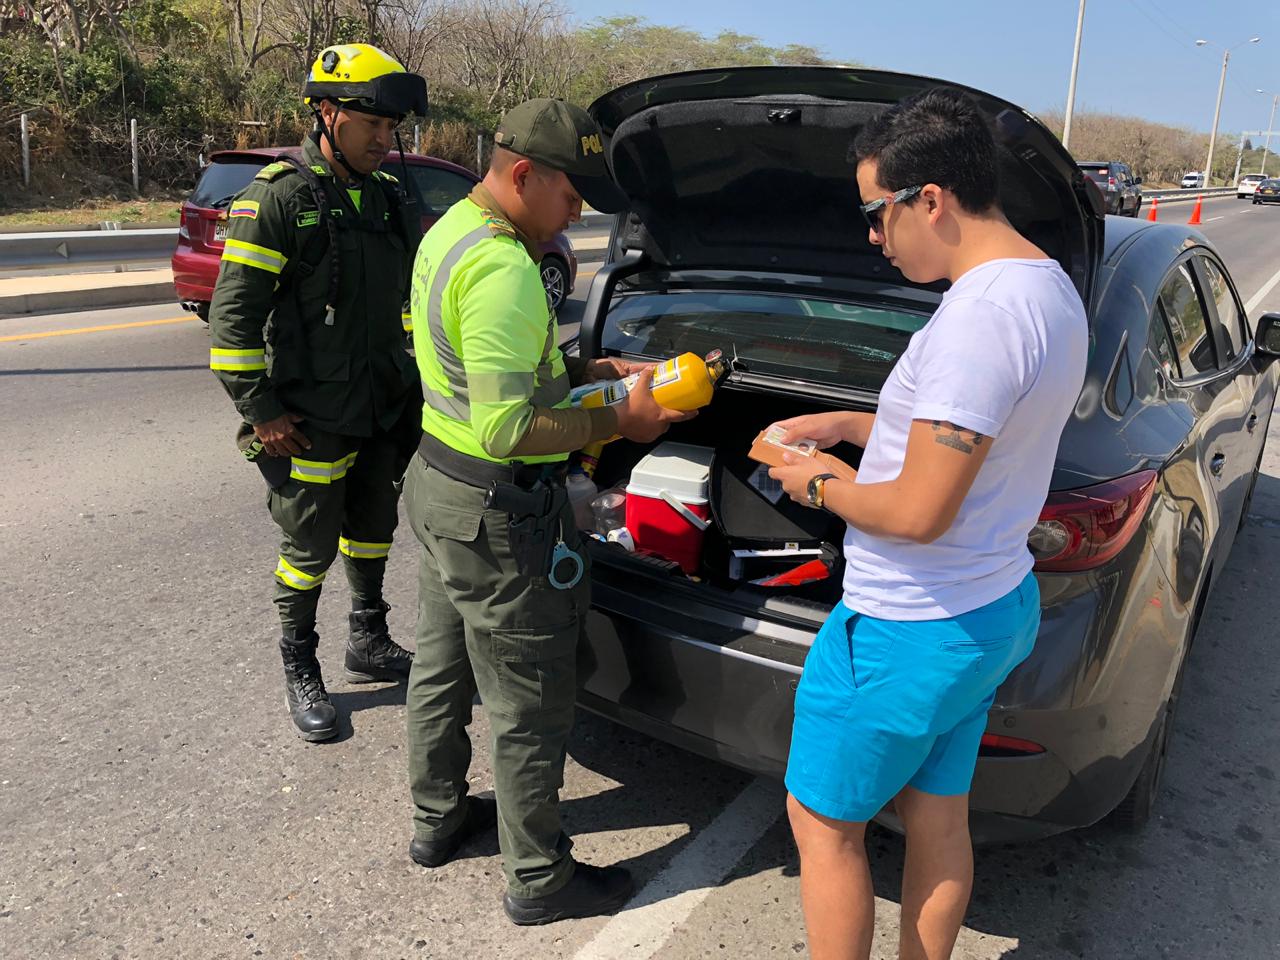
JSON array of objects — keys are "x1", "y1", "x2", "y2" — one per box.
[{"x1": 785, "y1": 573, "x2": 1040, "y2": 823}]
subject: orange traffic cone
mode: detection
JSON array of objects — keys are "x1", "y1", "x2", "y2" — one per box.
[
  {"x1": 1147, "y1": 196, "x2": 1159, "y2": 222},
  {"x1": 1188, "y1": 194, "x2": 1203, "y2": 225}
]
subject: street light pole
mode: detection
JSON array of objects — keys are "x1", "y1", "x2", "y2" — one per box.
[
  {"x1": 1198, "y1": 37, "x2": 1260, "y2": 187},
  {"x1": 1062, "y1": 0, "x2": 1087, "y2": 150}
]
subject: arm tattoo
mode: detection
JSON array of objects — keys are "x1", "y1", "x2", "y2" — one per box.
[{"x1": 931, "y1": 420, "x2": 986, "y2": 454}]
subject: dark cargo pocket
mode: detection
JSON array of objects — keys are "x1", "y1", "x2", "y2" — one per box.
[
  {"x1": 490, "y1": 622, "x2": 578, "y2": 722},
  {"x1": 424, "y1": 504, "x2": 483, "y2": 543}
]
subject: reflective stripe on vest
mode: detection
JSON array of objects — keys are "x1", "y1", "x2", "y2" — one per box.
[{"x1": 420, "y1": 225, "x2": 492, "y2": 420}]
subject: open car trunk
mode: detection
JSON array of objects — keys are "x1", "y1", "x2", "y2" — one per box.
[
  {"x1": 586, "y1": 66, "x2": 1103, "y2": 307},
  {"x1": 585, "y1": 381, "x2": 867, "y2": 621}
]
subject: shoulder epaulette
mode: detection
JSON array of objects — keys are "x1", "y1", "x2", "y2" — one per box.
[
  {"x1": 255, "y1": 161, "x2": 297, "y2": 182},
  {"x1": 373, "y1": 170, "x2": 398, "y2": 184},
  {"x1": 481, "y1": 210, "x2": 517, "y2": 239}
]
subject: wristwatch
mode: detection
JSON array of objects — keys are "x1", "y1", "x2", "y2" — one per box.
[{"x1": 806, "y1": 473, "x2": 839, "y2": 510}]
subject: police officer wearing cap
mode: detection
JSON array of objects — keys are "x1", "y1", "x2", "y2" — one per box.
[
  {"x1": 209, "y1": 43, "x2": 428, "y2": 742},
  {"x1": 402, "y1": 99, "x2": 690, "y2": 923}
]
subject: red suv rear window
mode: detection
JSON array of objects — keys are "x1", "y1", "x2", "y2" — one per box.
[{"x1": 189, "y1": 159, "x2": 268, "y2": 209}]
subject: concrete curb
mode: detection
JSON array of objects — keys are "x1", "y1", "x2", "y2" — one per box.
[{"x1": 0, "y1": 282, "x2": 175, "y2": 318}]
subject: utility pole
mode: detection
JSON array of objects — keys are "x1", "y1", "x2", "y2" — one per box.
[
  {"x1": 1197, "y1": 37, "x2": 1260, "y2": 185},
  {"x1": 1062, "y1": 0, "x2": 1087, "y2": 150},
  {"x1": 1259, "y1": 90, "x2": 1280, "y2": 176}
]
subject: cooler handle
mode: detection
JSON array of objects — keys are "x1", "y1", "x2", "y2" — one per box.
[{"x1": 659, "y1": 489, "x2": 710, "y2": 531}]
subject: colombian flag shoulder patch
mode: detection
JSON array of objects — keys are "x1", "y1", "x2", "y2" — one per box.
[{"x1": 229, "y1": 199, "x2": 260, "y2": 220}]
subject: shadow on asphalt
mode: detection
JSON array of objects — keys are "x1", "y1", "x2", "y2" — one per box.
[{"x1": 328, "y1": 682, "x2": 407, "y2": 743}]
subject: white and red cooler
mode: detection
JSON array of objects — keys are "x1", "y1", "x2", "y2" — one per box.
[{"x1": 624, "y1": 443, "x2": 715, "y2": 573}]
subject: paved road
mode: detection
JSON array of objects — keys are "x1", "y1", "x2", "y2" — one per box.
[{"x1": 2, "y1": 198, "x2": 1279, "y2": 959}]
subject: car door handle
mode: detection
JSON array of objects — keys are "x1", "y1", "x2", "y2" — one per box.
[
  {"x1": 1247, "y1": 413, "x2": 1259, "y2": 433},
  {"x1": 1210, "y1": 453, "x2": 1226, "y2": 477}
]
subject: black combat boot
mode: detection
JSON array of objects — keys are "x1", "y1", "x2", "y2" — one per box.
[
  {"x1": 408, "y1": 793, "x2": 499, "y2": 868},
  {"x1": 280, "y1": 630, "x2": 338, "y2": 742},
  {"x1": 345, "y1": 601, "x2": 413, "y2": 683},
  {"x1": 502, "y1": 862, "x2": 635, "y2": 926}
]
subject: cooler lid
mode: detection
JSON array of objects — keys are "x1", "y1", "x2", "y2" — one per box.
[{"x1": 628, "y1": 442, "x2": 715, "y2": 502}]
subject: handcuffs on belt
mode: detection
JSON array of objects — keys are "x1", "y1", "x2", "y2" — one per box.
[{"x1": 483, "y1": 478, "x2": 584, "y2": 590}]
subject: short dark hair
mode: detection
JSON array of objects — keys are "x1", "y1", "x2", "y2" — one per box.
[{"x1": 852, "y1": 88, "x2": 1000, "y2": 214}]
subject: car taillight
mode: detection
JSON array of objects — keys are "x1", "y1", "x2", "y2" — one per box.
[
  {"x1": 178, "y1": 222, "x2": 190, "y2": 240},
  {"x1": 979, "y1": 734, "x2": 1045, "y2": 757},
  {"x1": 1108, "y1": 177, "x2": 1116, "y2": 187},
  {"x1": 1028, "y1": 470, "x2": 1158, "y2": 573}
]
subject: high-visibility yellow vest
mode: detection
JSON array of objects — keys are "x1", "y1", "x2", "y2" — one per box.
[{"x1": 411, "y1": 197, "x2": 571, "y2": 464}]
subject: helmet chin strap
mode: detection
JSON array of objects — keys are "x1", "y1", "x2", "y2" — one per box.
[{"x1": 312, "y1": 103, "x2": 366, "y2": 184}]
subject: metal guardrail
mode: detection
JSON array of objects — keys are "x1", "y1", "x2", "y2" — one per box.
[
  {"x1": 0, "y1": 228, "x2": 176, "y2": 269},
  {"x1": 1, "y1": 215, "x2": 610, "y2": 271},
  {"x1": 1141, "y1": 187, "x2": 1237, "y2": 202},
  {"x1": 0, "y1": 192, "x2": 1238, "y2": 272}
]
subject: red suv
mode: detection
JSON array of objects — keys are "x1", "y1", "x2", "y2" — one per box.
[{"x1": 173, "y1": 147, "x2": 578, "y2": 320}]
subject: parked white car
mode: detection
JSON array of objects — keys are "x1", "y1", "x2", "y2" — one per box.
[{"x1": 1238, "y1": 173, "x2": 1267, "y2": 198}]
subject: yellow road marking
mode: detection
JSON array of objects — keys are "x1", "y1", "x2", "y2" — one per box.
[{"x1": 0, "y1": 316, "x2": 195, "y2": 343}]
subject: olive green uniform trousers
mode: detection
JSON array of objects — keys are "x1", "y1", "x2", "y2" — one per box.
[
  {"x1": 266, "y1": 423, "x2": 401, "y2": 632},
  {"x1": 402, "y1": 454, "x2": 590, "y2": 898}
]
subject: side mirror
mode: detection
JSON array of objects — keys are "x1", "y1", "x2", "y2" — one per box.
[
  {"x1": 1134, "y1": 177, "x2": 1143, "y2": 185},
  {"x1": 1254, "y1": 313, "x2": 1280, "y2": 361}
]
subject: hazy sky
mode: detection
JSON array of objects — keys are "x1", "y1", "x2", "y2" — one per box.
[{"x1": 567, "y1": 0, "x2": 1280, "y2": 139}]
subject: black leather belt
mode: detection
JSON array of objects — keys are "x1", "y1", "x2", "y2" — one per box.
[{"x1": 417, "y1": 431, "x2": 568, "y2": 489}]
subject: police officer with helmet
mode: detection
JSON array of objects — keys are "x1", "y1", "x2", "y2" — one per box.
[
  {"x1": 403, "y1": 99, "x2": 691, "y2": 923},
  {"x1": 209, "y1": 43, "x2": 427, "y2": 742}
]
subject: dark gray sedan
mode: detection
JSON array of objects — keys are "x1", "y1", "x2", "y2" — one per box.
[{"x1": 571, "y1": 66, "x2": 1280, "y2": 841}]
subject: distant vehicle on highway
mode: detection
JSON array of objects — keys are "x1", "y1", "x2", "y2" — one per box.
[
  {"x1": 172, "y1": 147, "x2": 578, "y2": 320},
  {"x1": 1252, "y1": 178, "x2": 1280, "y2": 205},
  {"x1": 1181, "y1": 171, "x2": 1207, "y2": 189},
  {"x1": 1237, "y1": 173, "x2": 1267, "y2": 199},
  {"x1": 575, "y1": 65, "x2": 1280, "y2": 843},
  {"x1": 1078, "y1": 161, "x2": 1143, "y2": 216}
]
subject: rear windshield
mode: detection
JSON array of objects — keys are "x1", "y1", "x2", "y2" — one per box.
[
  {"x1": 1242, "y1": 175, "x2": 1266, "y2": 183},
  {"x1": 190, "y1": 158, "x2": 267, "y2": 209},
  {"x1": 1080, "y1": 166, "x2": 1109, "y2": 183},
  {"x1": 603, "y1": 291, "x2": 929, "y2": 393}
]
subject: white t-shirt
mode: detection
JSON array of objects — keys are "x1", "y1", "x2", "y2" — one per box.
[{"x1": 841, "y1": 258, "x2": 1088, "y2": 620}]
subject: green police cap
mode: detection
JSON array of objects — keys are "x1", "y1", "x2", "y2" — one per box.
[{"x1": 494, "y1": 99, "x2": 628, "y2": 214}]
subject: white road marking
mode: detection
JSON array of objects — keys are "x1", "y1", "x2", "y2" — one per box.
[
  {"x1": 572, "y1": 777, "x2": 785, "y2": 960},
  {"x1": 1245, "y1": 263, "x2": 1280, "y2": 315},
  {"x1": 1204, "y1": 216, "x2": 1225, "y2": 222}
]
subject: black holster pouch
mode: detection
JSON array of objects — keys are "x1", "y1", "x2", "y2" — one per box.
[
  {"x1": 235, "y1": 421, "x2": 292, "y2": 490},
  {"x1": 485, "y1": 478, "x2": 566, "y2": 579}
]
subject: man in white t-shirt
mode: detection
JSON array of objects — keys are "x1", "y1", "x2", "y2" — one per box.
[{"x1": 769, "y1": 88, "x2": 1087, "y2": 960}]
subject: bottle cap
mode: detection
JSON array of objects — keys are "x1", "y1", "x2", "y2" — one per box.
[{"x1": 606, "y1": 527, "x2": 636, "y2": 552}]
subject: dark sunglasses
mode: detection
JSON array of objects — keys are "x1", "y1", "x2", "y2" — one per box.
[{"x1": 859, "y1": 184, "x2": 923, "y2": 232}]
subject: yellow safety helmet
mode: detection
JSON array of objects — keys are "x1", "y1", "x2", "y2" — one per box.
[{"x1": 303, "y1": 43, "x2": 427, "y2": 119}]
